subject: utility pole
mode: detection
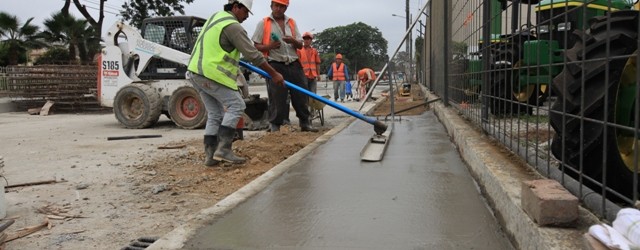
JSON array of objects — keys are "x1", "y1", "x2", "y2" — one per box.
[{"x1": 405, "y1": 0, "x2": 412, "y2": 83}]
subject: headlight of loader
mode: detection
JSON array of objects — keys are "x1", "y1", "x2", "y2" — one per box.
[
  {"x1": 557, "y1": 22, "x2": 571, "y2": 32},
  {"x1": 538, "y1": 25, "x2": 550, "y2": 34}
]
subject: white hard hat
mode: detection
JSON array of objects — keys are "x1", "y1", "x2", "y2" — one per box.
[{"x1": 230, "y1": 0, "x2": 253, "y2": 14}]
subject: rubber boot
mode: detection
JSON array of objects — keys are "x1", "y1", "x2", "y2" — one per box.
[
  {"x1": 213, "y1": 126, "x2": 246, "y2": 164},
  {"x1": 300, "y1": 120, "x2": 319, "y2": 132},
  {"x1": 204, "y1": 135, "x2": 219, "y2": 166}
]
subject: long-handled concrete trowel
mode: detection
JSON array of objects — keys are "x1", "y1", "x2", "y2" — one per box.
[{"x1": 240, "y1": 61, "x2": 390, "y2": 161}]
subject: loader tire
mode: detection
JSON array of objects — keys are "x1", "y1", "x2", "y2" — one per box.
[
  {"x1": 113, "y1": 83, "x2": 162, "y2": 129},
  {"x1": 489, "y1": 45, "x2": 531, "y2": 115},
  {"x1": 168, "y1": 86, "x2": 206, "y2": 129},
  {"x1": 549, "y1": 10, "x2": 640, "y2": 202}
]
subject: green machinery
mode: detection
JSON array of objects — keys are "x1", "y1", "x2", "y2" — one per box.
[{"x1": 468, "y1": 0, "x2": 640, "y2": 202}]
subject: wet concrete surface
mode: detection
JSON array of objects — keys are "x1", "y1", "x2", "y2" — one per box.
[{"x1": 184, "y1": 111, "x2": 514, "y2": 249}]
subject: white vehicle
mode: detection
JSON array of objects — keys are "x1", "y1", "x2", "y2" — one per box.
[{"x1": 98, "y1": 16, "x2": 268, "y2": 129}]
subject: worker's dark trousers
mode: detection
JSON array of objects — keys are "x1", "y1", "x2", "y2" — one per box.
[{"x1": 267, "y1": 61, "x2": 311, "y2": 126}]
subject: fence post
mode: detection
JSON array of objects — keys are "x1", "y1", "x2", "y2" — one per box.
[{"x1": 481, "y1": 0, "x2": 491, "y2": 123}]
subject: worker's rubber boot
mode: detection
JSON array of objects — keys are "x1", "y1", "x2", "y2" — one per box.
[
  {"x1": 300, "y1": 120, "x2": 319, "y2": 132},
  {"x1": 204, "y1": 135, "x2": 219, "y2": 167},
  {"x1": 213, "y1": 126, "x2": 246, "y2": 164}
]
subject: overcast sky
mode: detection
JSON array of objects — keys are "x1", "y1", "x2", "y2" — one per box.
[{"x1": 1, "y1": 0, "x2": 428, "y2": 57}]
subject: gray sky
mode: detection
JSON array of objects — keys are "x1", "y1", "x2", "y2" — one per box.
[{"x1": 1, "y1": 0, "x2": 428, "y2": 57}]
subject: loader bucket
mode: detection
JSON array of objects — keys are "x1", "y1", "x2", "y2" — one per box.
[{"x1": 243, "y1": 94, "x2": 269, "y2": 131}]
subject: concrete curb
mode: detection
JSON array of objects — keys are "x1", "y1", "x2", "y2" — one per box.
[
  {"x1": 148, "y1": 97, "x2": 386, "y2": 249},
  {"x1": 427, "y1": 90, "x2": 599, "y2": 250}
]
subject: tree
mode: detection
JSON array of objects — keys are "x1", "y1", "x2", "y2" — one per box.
[
  {"x1": 314, "y1": 22, "x2": 388, "y2": 73},
  {"x1": 120, "y1": 0, "x2": 195, "y2": 29},
  {"x1": 34, "y1": 46, "x2": 71, "y2": 65},
  {"x1": 40, "y1": 12, "x2": 98, "y2": 64},
  {"x1": 0, "y1": 12, "x2": 45, "y2": 65},
  {"x1": 61, "y1": 0, "x2": 194, "y2": 39}
]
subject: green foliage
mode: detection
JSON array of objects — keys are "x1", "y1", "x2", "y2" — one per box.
[
  {"x1": 40, "y1": 12, "x2": 99, "y2": 64},
  {"x1": 314, "y1": 22, "x2": 388, "y2": 73},
  {"x1": 34, "y1": 47, "x2": 71, "y2": 65},
  {"x1": 120, "y1": 0, "x2": 195, "y2": 29},
  {"x1": 0, "y1": 42, "x2": 26, "y2": 66},
  {"x1": 0, "y1": 12, "x2": 45, "y2": 65}
]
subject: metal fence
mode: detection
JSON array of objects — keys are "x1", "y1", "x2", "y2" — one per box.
[
  {"x1": 0, "y1": 67, "x2": 7, "y2": 94},
  {"x1": 421, "y1": 0, "x2": 640, "y2": 221}
]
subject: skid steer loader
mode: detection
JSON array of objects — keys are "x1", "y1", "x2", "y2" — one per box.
[{"x1": 97, "y1": 16, "x2": 269, "y2": 130}]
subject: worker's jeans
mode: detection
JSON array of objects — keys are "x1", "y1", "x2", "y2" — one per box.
[
  {"x1": 333, "y1": 80, "x2": 345, "y2": 101},
  {"x1": 188, "y1": 72, "x2": 245, "y2": 136},
  {"x1": 305, "y1": 78, "x2": 317, "y2": 94}
]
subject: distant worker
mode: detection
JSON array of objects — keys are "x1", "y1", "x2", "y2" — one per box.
[
  {"x1": 296, "y1": 31, "x2": 321, "y2": 93},
  {"x1": 252, "y1": 0, "x2": 318, "y2": 133},
  {"x1": 357, "y1": 68, "x2": 376, "y2": 101},
  {"x1": 326, "y1": 53, "x2": 350, "y2": 102},
  {"x1": 188, "y1": 0, "x2": 284, "y2": 166}
]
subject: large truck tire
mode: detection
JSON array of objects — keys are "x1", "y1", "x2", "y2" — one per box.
[
  {"x1": 489, "y1": 45, "x2": 531, "y2": 115},
  {"x1": 550, "y1": 10, "x2": 640, "y2": 202},
  {"x1": 113, "y1": 83, "x2": 162, "y2": 129},
  {"x1": 168, "y1": 86, "x2": 206, "y2": 129}
]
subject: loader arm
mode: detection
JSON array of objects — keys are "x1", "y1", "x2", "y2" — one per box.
[{"x1": 104, "y1": 21, "x2": 191, "y2": 78}]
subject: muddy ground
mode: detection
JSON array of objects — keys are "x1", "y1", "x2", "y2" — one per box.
[{"x1": 0, "y1": 84, "x2": 426, "y2": 249}]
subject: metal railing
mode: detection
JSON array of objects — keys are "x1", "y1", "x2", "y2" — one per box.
[{"x1": 422, "y1": 0, "x2": 640, "y2": 221}]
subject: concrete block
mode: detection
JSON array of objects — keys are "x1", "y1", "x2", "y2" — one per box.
[{"x1": 521, "y1": 179, "x2": 579, "y2": 226}]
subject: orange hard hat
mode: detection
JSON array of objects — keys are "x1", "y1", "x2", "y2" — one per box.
[
  {"x1": 272, "y1": 0, "x2": 289, "y2": 6},
  {"x1": 302, "y1": 32, "x2": 313, "y2": 39},
  {"x1": 335, "y1": 54, "x2": 343, "y2": 59}
]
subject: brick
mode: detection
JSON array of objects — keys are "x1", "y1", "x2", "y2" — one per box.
[{"x1": 521, "y1": 179, "x2": 578, "y2": 226}]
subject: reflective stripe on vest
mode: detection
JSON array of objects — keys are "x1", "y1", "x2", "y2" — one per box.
[
  {"x1": 298, "y1": 47, "x2": 318, "y2": 78},
  {"x1": 188, "y1": 11, "x2": 240, "y2": 90},
  {"x1": 332, "y1": 63, "x2": 345, "y2": 81},
  {"x1": 261, "y1": 17, "x2": 296, "y2": 58}
]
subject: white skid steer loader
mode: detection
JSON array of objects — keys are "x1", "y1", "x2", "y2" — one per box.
[{"x1": 97, "y1": 16, "x2": 269, "y2": 130}]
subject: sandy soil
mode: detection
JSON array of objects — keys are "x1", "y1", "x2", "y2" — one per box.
[{"x1": 0, "y1": 84, "x2": 426, "y2": 249}]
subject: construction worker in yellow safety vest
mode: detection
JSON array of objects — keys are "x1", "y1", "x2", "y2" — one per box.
[{"x1": 187, "y1": 0, "x2": 284, "y2": 166}]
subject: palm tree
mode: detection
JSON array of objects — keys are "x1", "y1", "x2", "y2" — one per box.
[
  {"x1": 40, "y1": 12, "x2": 89, "y2": 64},
  {"x1": 0, "y1": 12, "x2": 45, "y2": 65}
]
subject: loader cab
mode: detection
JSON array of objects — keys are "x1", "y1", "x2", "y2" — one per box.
[
  {"x1": 139, "y1": 16, "x2": 206, "y2": 80},
  {"x1": 534, "y1": 0, "x2": 633, "y2": 49}
]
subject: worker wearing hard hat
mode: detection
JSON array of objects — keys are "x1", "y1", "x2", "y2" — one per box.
[
  {"x1": 252, "y1": 0, "x2": 319, "y2": 133},
  {"x1": 327, "y1": 53, "x2": 351, "y2": 102},
  {"x1": 296, "y1": 31, "x2": 321, "y2": 93},
  {"x1": 187, "y1": 0, "x2": 284, "y2": 166},
  {"x1": 357, "y1": 68, "x2": 377, "y2": 101}
]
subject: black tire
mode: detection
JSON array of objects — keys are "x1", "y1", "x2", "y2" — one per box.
[
  {"x1": 168, "y1": 86, "x2": 206, "y2": 129},
  {"x1": 489, "y1": 45, "x2": 531, "y2": 115},
  {"x1": 113, "y1": 83, "x2": 162, "y2": 129},
  {"x1": 550, "y1": 10, "x2": 640, "y2": 201}
]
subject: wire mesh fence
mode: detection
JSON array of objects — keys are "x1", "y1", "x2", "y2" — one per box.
[{"x1": 423, "y1": 0, "x2": 640, "y2": 221}]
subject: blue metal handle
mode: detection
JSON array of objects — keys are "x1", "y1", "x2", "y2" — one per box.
[{"x1": 240, "y1": 61, "x2": 387, "y2": 135}]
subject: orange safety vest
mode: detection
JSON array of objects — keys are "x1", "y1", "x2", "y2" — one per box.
[
  {"x1": 358, "y1": 68, "x2": 376, "y2": 81},
  {"x1": 332, "y1": 63, "x2": 346, "y2": 81},
  {"x1": 261, "y1": 17, "x2": 296, "y2": 58},
  {"x1": 297, "y1": 47, "x2": 319, "y2": 78}
]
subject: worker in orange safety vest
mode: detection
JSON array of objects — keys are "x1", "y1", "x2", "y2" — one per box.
[
  {"x1": 326, "y1": 53, "x2": 350, "y2": 102},
  {"x1": 357, "y1": 68, "x2": 376, "y2": 101},
  {"x1": 251, "y1": 0, "x2": 318, "y2": 133},
  {"x1": 296, "y1": 31, "x2": 321, "y2": 93}
]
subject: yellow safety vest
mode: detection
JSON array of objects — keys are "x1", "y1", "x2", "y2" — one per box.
[{"x1": 188, "y1": 11, "x2": 240, "y2": 90}]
